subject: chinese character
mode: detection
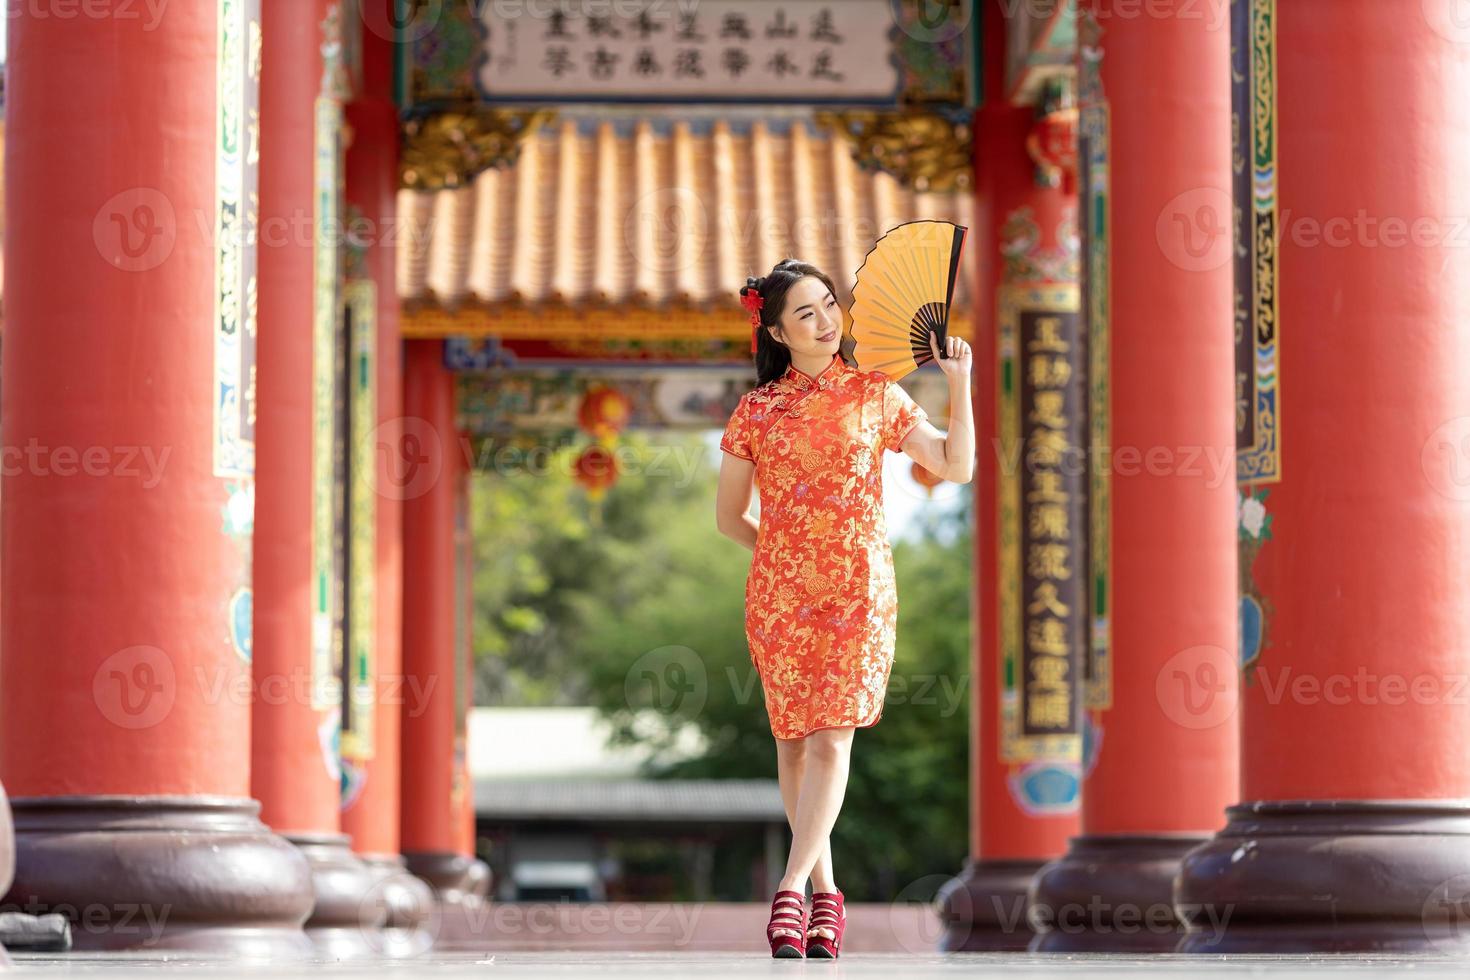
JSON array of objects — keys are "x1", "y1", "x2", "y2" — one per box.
[
  {"x1": 675, "y1": 12, "x2": 706, "y2": 42},
  {"x1": 810, "y1": 8, "x2": 843, "y2": 43},
  {"x1": 546, "y1": 11, "x2": 575, "y2": 40},
  {"x1": 722, "y1": 48, "x2": 751, "y2": 78},
  {"x1": 1030, "y1": 316, "x2": 1071, "y2": 352},
  {"x1": 1026, "y1": 691, "x2": 1071, "y2": 728},
  {"x1": 1026, "y1": 471, "x2": 1069, "y2": 505},
  {"x1": 587, "y1": 15, "x2": 622, "y2": 39},
  {"x1": 766, "y1": 51, "x2": 800, "y2": 78},
  {"x1": 674, "y1": 49, "x2": 706, "y2": 78},
  {"x1": 720, "y1": 13, "x2": 752, "y2": 40},
  {"x1": 1027, "y1": 427, "x2": 1071, "y2": 468},
  {"x1": 810, "y1": 50, "x2": 843, "y2": 82},
  {"x1": 1026, "y1": 619, "x2": 1070, "y2": 657},
  {"x1": 633, "y1": 48, "x2": 662, "y2": 77},
  {"x1": 633, "y1": 10, "x2": 665, "y2": 40},
  {"x1": 587, "y1": 46, "x2": 620, "y2": 80},
  {"x1": 1027, "y1": 581, "x2": 1071, "y2": 617},
  {"x1": 542, "y1": 46, "x2": 575, "y2": 77},
  {"x1": 1029, "y1": 353, "x2": 1073, "y2": 388},
  {"x1": 1029, "y1": 391, "x2": 1067, "y2": 429},
  {"x1": 1027, "y1": 543, "x2": 1072, "y2": 581},
  {"x1": 766, "y1": 10, "x2": 797, "y2": 38},
  {"x1": 1028, "y1": 503, "x2": 1071, "y2": 542}
]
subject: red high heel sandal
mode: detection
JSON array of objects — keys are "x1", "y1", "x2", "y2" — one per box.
[
  {"x1": 805, "y1": 890, "x2": 846, "y2": 958},
  {"x1": 766, "y1": 889, "x2": 807, "y2": 958}
]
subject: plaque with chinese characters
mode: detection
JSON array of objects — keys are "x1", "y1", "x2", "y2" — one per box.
[{"x1": 477, "y1": 1, "x2": 905, "y2": 103}]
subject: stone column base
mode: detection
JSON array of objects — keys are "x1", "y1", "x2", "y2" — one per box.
[
  {"x1": 3, "y1": 796, "x2": 314, "y2": 955},
  {"x1": 1176, "y1": 801, "x2": 1470, "y2": 954},
  {"x1": 1028, "y1": 834, "x2": 1206, "y2": 953},
  {"x1": 935, "y1": 858, "x2": 1043, "y2": 951},
  {"x1": 359, "y1": 853, "x2": 437, "y2": 958},
  {"x1": 287, "y1": 833, "x2": 386, "y2": 959},
  {"x1": 404, "y1": 851, "x2": 491, "y2": 947}
]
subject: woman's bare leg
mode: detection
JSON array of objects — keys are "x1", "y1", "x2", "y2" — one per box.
[
  {"x1": 777, "y1": 726, "x2": 855, "y2": 938},
  {"x1": 773, "y1": 736, "x2": 838, "y2": 896}
]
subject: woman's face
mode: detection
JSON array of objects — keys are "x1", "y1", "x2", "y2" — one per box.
[{"x1": 771, "y1": 276, "x2": 843, "y2": 356}]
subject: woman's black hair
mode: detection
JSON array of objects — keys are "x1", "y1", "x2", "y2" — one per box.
[{"x1": 741, "y1": 258, "x2": 859, "y2": 388}]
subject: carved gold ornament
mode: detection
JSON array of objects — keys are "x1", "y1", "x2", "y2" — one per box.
[{"x1": 815, "y1": 109, "x2": 972, "y2": 193}]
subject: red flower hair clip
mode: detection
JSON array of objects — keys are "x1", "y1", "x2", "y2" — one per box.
[{"x1": 741, "y1": 288, "x2": 764, "y2": 353}]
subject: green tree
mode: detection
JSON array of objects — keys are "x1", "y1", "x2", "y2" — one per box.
[{"x1": 472, "y1": 430, "x2": 972, "y2": 901}]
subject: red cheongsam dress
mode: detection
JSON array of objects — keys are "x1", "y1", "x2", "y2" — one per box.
[{"x1": 719, "y1": 352, "x2": 929, "y2": 739}]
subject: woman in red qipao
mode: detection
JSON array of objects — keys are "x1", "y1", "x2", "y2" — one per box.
[{"x1": 715, "y1": 258, "x2": 974, "y2": 958}]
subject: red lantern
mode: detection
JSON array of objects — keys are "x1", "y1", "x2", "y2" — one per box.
[
  {"x1": 1026, "y1": 106, "x2": 1079, "y2": 194},
  {"x1": 573, "y1": 444, "x2": 619, "y2": 500},
  {"x1": 911, "y1": 461, "x2": 944, "y2": 497},
  {"x1": 577, "y1": 385, "x2": 632, "y2": 445}
]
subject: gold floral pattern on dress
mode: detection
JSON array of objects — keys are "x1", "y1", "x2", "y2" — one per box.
[{"x1": 719, "y1": 353, "x2": 929, "y2": 739}]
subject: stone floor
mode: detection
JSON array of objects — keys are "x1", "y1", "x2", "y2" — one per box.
[{"x1": 10, "y1": 951, "x2": 1470, "y2": 978}]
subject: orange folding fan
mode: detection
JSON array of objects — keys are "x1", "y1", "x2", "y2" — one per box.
[{"x1": 848, "y1": 220, "x2": 968, "y2": 381}]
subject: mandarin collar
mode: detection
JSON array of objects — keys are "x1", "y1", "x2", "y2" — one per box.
[{"x1": 781, "y1": 353, "x2": 844, "y2": 390}]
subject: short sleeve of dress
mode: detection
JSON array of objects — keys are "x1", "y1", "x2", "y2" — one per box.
[
  {"x1": 882, "y1": 378, "x2": 929, "y2": 453},
  {"x1": 719, "y1": 393, "x2": 756, "y2": 461}
]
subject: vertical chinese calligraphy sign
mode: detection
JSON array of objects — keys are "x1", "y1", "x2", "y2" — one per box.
[
  {"x1": 1078, "y1": 10, "x2": 1112, "y2": 711},
  {"x1": 998, "y1": 283, "x2": 1085, "y2": 769},
  {"x1": 340, "y1": 280, "x2": 378, "y2": 761},
  {"x1": 1232, "y1": 0, "x2": 1279, "y2": 677},
  {"x1": 312, "y1": 4, "x2": 349, "y2": 716},
  {"x1": 214, "y1": 0, "x2": 259, "y2": 480},
  {"x1": 1233, "y1": 0, "x2": 1279, "y2": 484}
]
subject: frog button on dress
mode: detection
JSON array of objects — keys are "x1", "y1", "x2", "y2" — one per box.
[{"x1": 719, "y1": 353, "x2": 930, "y2": 740}]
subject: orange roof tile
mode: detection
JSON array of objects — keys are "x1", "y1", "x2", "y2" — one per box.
[{"x1": 397, "y1": 115, "x2": 975, "y2": 340}]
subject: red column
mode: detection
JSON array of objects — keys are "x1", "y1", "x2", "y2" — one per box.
[
  {"x1": 938, "y1": 4, "x2": 1083, "y2": 947},
  {"x1": 401, "y1": 340, "x2": 478, "y2": 908},
  {"x1": 0, "y1": 0, "x2": 312, "y2": 953},
  {"x1": 1177, "y1": 0, "x2": 1470, "y2": 953},
  {"x1": 253, "y1": 0, "x2": 383, "y2": 956},
  {"x1": 1028, "y1": 0, "x2": 1238, "y2": 952},
  {"x1": 337, "y1": 6, "x2": 434, "y2": 956}
]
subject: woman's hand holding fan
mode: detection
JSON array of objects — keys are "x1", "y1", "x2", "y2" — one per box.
[{"x1": 927, "y1": 328, "x2": 972, "y2": 382}]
